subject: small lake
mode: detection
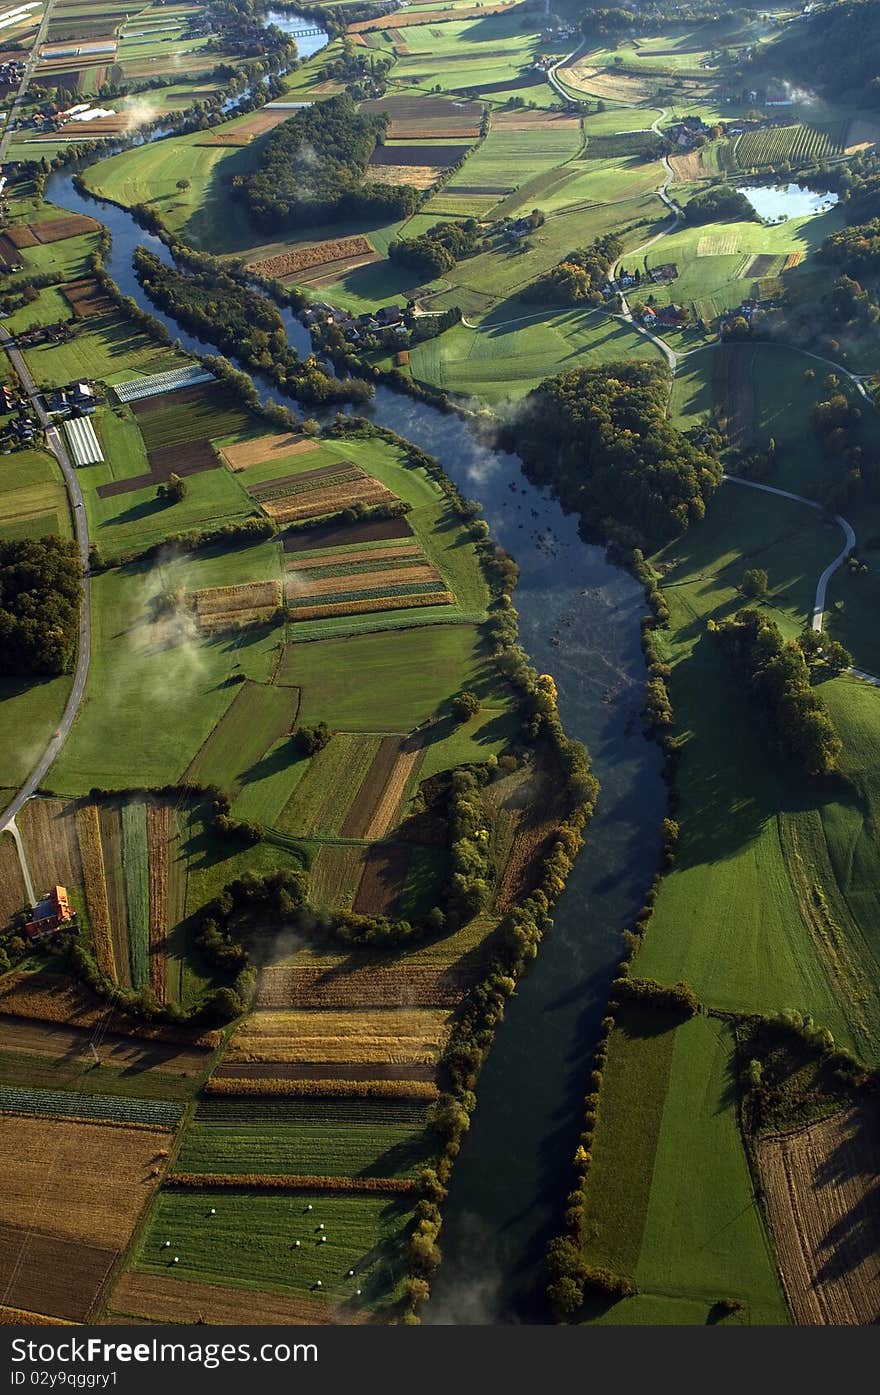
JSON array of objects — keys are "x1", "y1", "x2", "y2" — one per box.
[
  {"x1": 263, "y1": 7, "x2": 330, "y2": 59},
  {"x1": 738, "y1": 182, "x2": 839, "y2": 222}
]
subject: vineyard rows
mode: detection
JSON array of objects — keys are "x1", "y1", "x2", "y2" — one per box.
[{"x1": 735, "y1": 123, "x2": 844, "y2": 170}]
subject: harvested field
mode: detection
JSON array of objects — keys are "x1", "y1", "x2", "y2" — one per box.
[
  {"x1": 257, "y1": 963, "x2": 473, "y2": 1009},
  {"x1": 214, "y1": 1061, "x2": 435, "y2": 1082},
  {"x1": 349, "y1": 4, "x2": 515, "y2": 29},
  {"x1": 220, "y1": 433, "x2": 317, "y2": 471},
  {"x1": 62, "y1": 276, "x2": 113, "y2": 317},
  {"x1": 845, "y1": 116, "x2": 880, "y2": 153},
  {"x1": 353, "y1": 845, "x2": 412, "y2": 917},
  {"x1": 204, "y1": 1076, "x2": 437, "y2": 1100},
  {"x1": 28, "y1": 214, "x2": 98, "y2": 243},
  {"x1": 108, "y1": 1271, "x2": 365, "y2": 1325},
  {"x1": 246, "y1": 236, "x2": 374, "y2": 280},
  {"x1": 783, "y1": 251, "x2": 804, "y2": 270},
  {"x1": 493, "y1": 110, "x2": 582, "y2": 130},
  {"x1": 0, "y1": 1113, "x2": 171, "y2": 1249},
  {"x1": 19, "y1": 796, "x2": 83, "y2": 888},
  {"x1": 261, "y1": 475, "x2": 395, "y2": 525},
  {"x1": 285, "y1": 543, "x2": 422, "y2": 572},
  {"x1": 362, "y1": 737, "x2": 424, "y2": 840},
  {"x1": 369, "y1": 142, "x2": 466, "y2": 168},
  {"x1": 249, "y1": 462, "x2": 361, "y2": 498},
  {"x1": 559, "y1": 62, "x2": 656, "y2": 103},
  {"x1": 225, "y1": 1008, "x2": 449, "y2": 1066},
  {"x1": 278, "y1": 732, "x2": 382, "y2": 838},
  {"x1": 287, "y1": 590, "x2": 453, "y2": 623},
  {"x1": 0, "y1": 1226, "x2": 116, "y2": 1323},
  {"x1": 282, "y1": 516, "x2": 412, "y2": 552},
  {"x1": 0, "y1": 1015, "x2": 210, "y2": 1076},
  {"x1": 757, "y1": 1104, "x2": 880, "y2": 1325},
  {"x1": 360, "y1": 95, "x2": 482, "y2": 140},
  {"x1": 0, "y1": 972, "x2": 220, "y2": 1048},
  {"x1": 669, "y1": 149, "x2": 703, "y2": 181},
  {"x1": 75, "y1": 802, "x2": 116, "y2": 981},
  {"x1": 4, "y1": 223, "x2": 39, "y2": 248},
  {"x1": 367, "y1": 164, "x2": 445, "y2": 189},
  {"x1": 0, "y1": 833, "x2": 26, "y2": 926},
  {"x1": 168, "y1": 1172, "x2": 415, "y2": 1193},
  {"x1": 192, "y1": 580, "x2": 283, "y2": 633},
  {"x1": 146, "y1": 803, "x2": 169, "y2": 1001},
  {"x1": 286, "y1": 562, "x2": 440, "y2": 602}
]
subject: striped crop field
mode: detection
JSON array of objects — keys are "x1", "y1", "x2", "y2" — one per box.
[
  {"x1": 185, "y1": 680, "x2": 301, "y2": 794},
  {"x1": 173, "y1": 1119, "x2": 434, "y2": 1179},
  {"x1": 0, "y1": 1083, "x2": 183, "y2": 1127},
  {"x1": 735, "y1": 123, "x2": 845, "y2": 170},
  {"x1": 122, "y1": 803, "x2": 150, "y2": 990},
  {"x1": 75, "y1": 803, "x2": 116, "y2": 982},
  {"x1": 225, "y1": 1009, "x2": 453, "y2": 1066},
  {"x1": 275, "y1": 733, "x2": 384, "y2": 838}
]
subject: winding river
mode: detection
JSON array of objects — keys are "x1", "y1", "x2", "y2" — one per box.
[{"x1": 44, "y1": 45, "x2": 666, "y2": 1321}]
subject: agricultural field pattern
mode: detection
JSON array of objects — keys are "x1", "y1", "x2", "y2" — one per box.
[{"x1": 0, "y1": 0, "x2": 879, "y2": 1337}]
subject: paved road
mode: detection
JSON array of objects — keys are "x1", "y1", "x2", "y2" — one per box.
[
  {"x1": 721, "y1": 473, "x2": 877, "y2": 686},
  {"x1": 0, "y1": 324, "x2": 92, "y2": 834},
  {"x1": 0, "y1": 0, "x2": 56, "y2": 164}
]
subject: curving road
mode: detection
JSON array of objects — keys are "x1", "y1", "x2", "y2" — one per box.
[
  {"x1": 0, "y1": 324, "x2": 92, "y2": 835},
  {"x1": 722, "y1": 473, "x2": 878, "y2": 686}
]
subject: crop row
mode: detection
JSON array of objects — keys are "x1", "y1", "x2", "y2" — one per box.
[
  {"x1": 195, "y1": 1098, "x2": 430, "y2": 1125},
  {"x1": 735, "y1": 123, "x2": 841, "y2": 170},
  {"x1": 0, "y1": 1083, "x2": 183, "y2": 1127},
  {"x1": 168, "y1": 1172, "x2": 416, "y2": 1193},
  {"x1": 286, "y1": 581, "x2": 448, "y2": 609},
  {"x1": 122, "y1": 803, "x2": 150, "y2": 990},
  {"x1": 204, "y1": 1077, "x2": 439, "y2": 1101}
]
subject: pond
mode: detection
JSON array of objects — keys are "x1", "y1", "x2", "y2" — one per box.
[
  {"x1": 263, "y1": 8, "x2": 331, "y2": 59},
  {"x1": 44, "y1": 161, "x2": 666, "y2": 1322},
  {"x1": 738, "y1": 182, "x2": 839, "y2": 222}
]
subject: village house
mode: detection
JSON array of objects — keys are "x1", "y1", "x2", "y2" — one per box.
[{"x1": 25, "y1": 886, "x2": 76, "y2": 941}]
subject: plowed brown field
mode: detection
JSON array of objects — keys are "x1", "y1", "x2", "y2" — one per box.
[
  {"x1": 220, "y1": 433, "x2": 317, "y2": 471},
  {"x1": 757, "y1": 1104, "x2": 880, "y2": 1324},
  {"x1": 107, "y1": 1271, "x2": 366, "y2": 1325}
]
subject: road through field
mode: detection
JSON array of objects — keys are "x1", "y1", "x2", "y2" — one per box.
[
  {"x1": 0, "y1": 325, "x2": 92, "y2": 834},
  {"x1": 722, "y1": 473, "x2": 879, "y2": 686}
]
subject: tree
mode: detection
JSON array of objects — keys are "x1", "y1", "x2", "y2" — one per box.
[
  {"x1": 157, "y1": 473, "x2": 187, "y2": 503},
  {"x1": 740, "y1": 567, "x2": 769, "y2": 599},
  {"x1": 176, "y1": 178, "x2": 190, "y2": 193},
  {"x1": 294, "y1": 721, "x2": 331, "y2": 755},
  {"x1": 451, "y1": 690, "x2": 481, "y2": 723}
]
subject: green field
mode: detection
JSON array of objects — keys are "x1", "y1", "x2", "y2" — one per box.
[
  {"x1": 175, "y1": 1120, "x2": 433, "y2": 1178},
  {"x1": 0, "y1": 448, "x2": 72, "y2": 542},
  {"x1": 134, "y1": 1190, "x2": 412, "y2": 1312},
  {"x1": 24, "y1": 311, "x2": 182, "y2": 388},
  {"x1": 0, "y1": 1048, "x2": 201, "y2": 1101},
  {"x1": 584, "y1": 1011, "x2": 787, "y2": 1325},
  {"x1": 122, "y1": 801, "x2": 150, "y2": 989},
  {"x1": 186, "y1": 680, "x2": 301, "y2": 796}
]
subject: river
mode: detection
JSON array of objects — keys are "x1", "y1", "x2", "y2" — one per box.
[{"x1": 44, "y1": 55, "x2": 665, "y2": 1321}]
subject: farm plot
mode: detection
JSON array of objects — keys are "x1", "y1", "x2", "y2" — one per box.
[
  {"x1": 191, "y1": 580, "x2": 283, "y2": 633},
  {"x1": 18, "y1": 795, "x2": 83, "y2": 889},
  {"x1": 366, "y1": 163, "x2": 447, "y2": 190},
  {"x1": 107, "y1": 1270, "x2": 365, "y2": 1325},
  {"x1": 0, "y1": 971, "x2": 220, "y2": 1048},
  {"x1": 0, "y1": 1015, "x2": 210, "y2": 1082},
  {"x1": 254, "y1": 461, "x2": 397, "y2": 525},
  {"x1": 445, "y1": 123, "x2": 582, "y2": 195},
  {"x1": 713, "y1": 342, "x2": 755, "y2": 447},
  {"x1": 353, "y1": 845, "x2": 412, "y2": 917},
  {"x1": 174, "y1": 1117, "x2": 434, "y2": 1179},
  {"x1": 282, "y1": 516, "x2": 413, "y2": 552},
  {"x1": 7, "y1": 214, "x2": 98, "y2": 245},
  {"x1": 0, "y1": 832, "x2": 27, "y2": 926},
  {"x1": 735, "y1": 123, "x2": 844, "y2": 170},
  {"x1": 309, "y1": 845, "x2": 366, "y2": 911},
  {"x1": 0, "y1": 1111, "x2": 172, "y2": 1314},
  {"x1": 359, "y1": 94, "x2": 483, "y2": 139},
  {"x1": 220, "y1": 432, "x2": 319, "y2": 472},
  {"x1": 256, "y1": 963, "x2": 474, "y2": 1009},
  {"x1": 341, "y1": 734, "x2": 425, "y2": 840},
  {"x1": 133, "y1": 1190, "x2": 411, "y2": 1314},
  {"x1": 122, "y1": 802, "x2": 150, "y2": 990},
  {"x1": 757, "y1": 1104, "x2": 880, "y2": 1324},
  {"x1": 185, "y1": 679, "x2": 302, "y2": 792},
  {"x1": 275, "y1": 733, "x2": 384, "y2": 838},
  {"x1": 146, "y1": 802, "x2": 170, "y2": 1000},
  {"x1": 224, "y1": 1009, "x2": 451, "y2": 1067},
  {"x1": 557, "y1": 60, "x2": 657, "y2": 103},
  {"x1": 0, "y1": 1082, "x2": 182, "y2": 1126},
  {"x1": 61, "y1": 276, "x2": 113, "y2": 317},
  {"x1": 246, "y1": 237, "x2": 377, "y2": 283},
  {"x1": 132, "y1": 382, "x2": 247, "y2": 450}
]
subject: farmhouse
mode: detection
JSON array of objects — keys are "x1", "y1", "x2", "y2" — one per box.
[{"x1": 25, "y1": 886, "x2": 76, "y2": 940}]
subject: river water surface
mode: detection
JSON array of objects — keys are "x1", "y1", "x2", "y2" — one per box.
[{"x1": 45, "y1": 91, "x2": 665, "y2": 1320}]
